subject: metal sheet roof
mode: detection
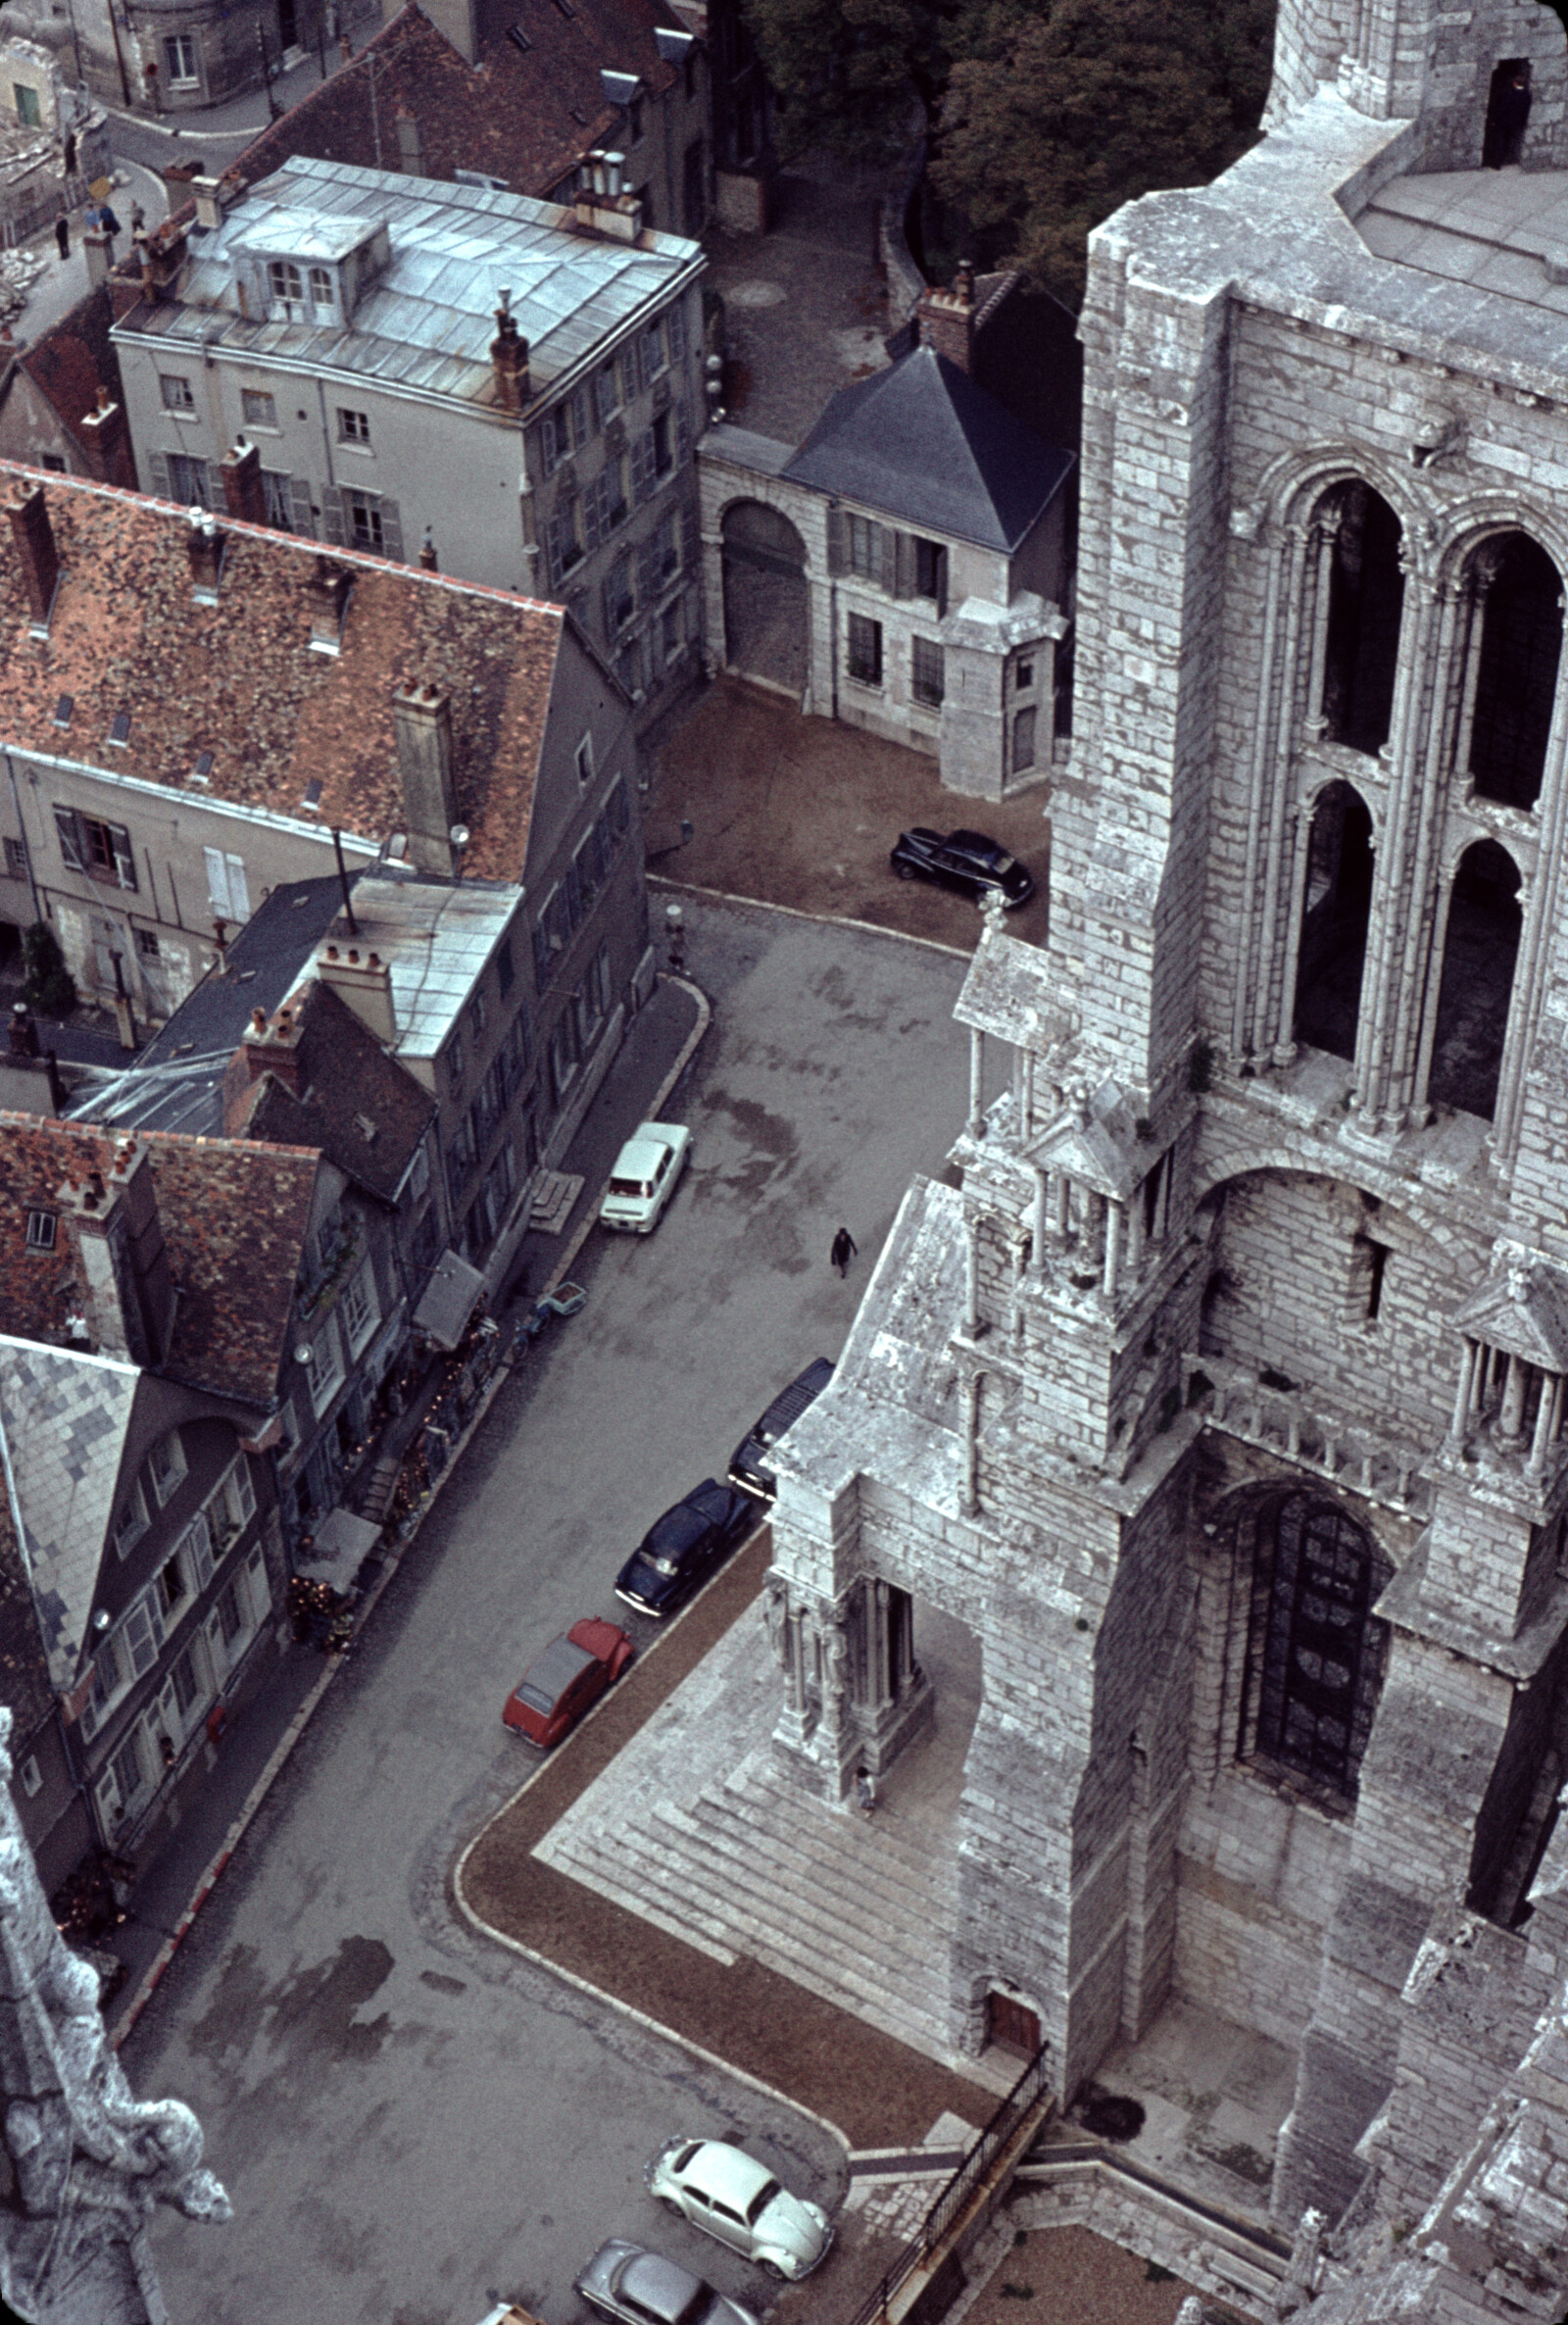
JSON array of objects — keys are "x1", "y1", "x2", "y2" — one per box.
[{"x1": 128, "y1": 154, "x2": 702, "y2": 407}]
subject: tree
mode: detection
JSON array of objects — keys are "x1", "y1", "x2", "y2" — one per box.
[
  {"x1": 20, "y1": 921, "x2": 76, "y2": 1018},
  {"x1": 739, "y1": 0, "x2": 956, "y2": 164},
  {"x1": 933, "y1": 0, "x2": 1274, "y2": 307}
]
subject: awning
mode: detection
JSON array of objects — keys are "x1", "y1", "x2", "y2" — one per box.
[
  {"x1": 295, "y1": 1506, "x2": 382, "y2": 1597},
  {"x1": 412, "y1": 1249, "x2": 485, "y2": 1351}
]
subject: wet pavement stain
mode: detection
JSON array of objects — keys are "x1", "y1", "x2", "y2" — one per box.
[{"x1": 261, "y1": 1934, "x2": 395, "y2": 2065}]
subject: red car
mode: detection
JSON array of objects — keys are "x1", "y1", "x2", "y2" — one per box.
[{"x1": 502, "y1": 1617, "x2": 635, "y2": 1749}]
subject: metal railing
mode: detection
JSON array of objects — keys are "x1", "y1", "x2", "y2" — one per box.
[{"x1": 844, "y1": 2044, "x2": 1052, "y2": 2325}]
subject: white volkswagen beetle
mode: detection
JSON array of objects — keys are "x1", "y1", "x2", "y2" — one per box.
[{"x1": 645, "y1": 2139, "x2": 832, "y2": 2281}]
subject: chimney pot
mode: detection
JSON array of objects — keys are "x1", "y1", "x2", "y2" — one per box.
[
  {"x1": 6, "y1": 483, "x2": 59, "y2": 625},
  {"x1": 220, "y1": 439, "x2": 264, "y2": 525},
  {"x1": 186, "y1": 511, "x2": 226, "y2": 598},
  {"x1": 250, "y1": 1007, "x2": 266, "y2": 1032},
  {"x1": 308, "y1": 556, "x2": 351, "y2": 652}
]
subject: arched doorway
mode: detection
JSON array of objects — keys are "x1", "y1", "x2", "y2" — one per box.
[
  {"x1": 1246, "y1": 1492, "x2": 1391, "y2": 1802},
  {"x1": 1482, "y1": 58, "x2": 1531, "y2": 169},
  {"x1": 720, "y1": 500, "x2": 808, "y2": 693},
  {"x1": 1320, "y1": 484, "x2": 1405, "y2": 756},
  {"x1": 1426, "y1": 839, "x2": 1522, "y2": 1120},
  {"x1": 1468, "y1": 532, "x2": 1562, "y2": 811},
  {"x1": 1293, "y1": 782, "x2": 1374, "y2": 1062}
]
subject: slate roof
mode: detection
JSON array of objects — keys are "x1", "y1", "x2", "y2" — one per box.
[
  {"x1": 119, "y1": 152, "x2": 703, "y2": 409},
  {"x1": 223, "y1": 980, "x2": 436, "y2": 1204},
  {"x1": 229, "y1": 0, "x2": 684, "y2": 211},
  {"x1": 0, "y1": 1113, "x2": 318, "y2": 1409},
  {"x1": 0, "y1": 1336, "x2": 138, "y2": 1691},
  {"x1": 0, "y1": 1444, "x2": 60, "y2": 1742},
  {"x1": 0, "y1": 467, "x2": 565, "y2": 883},
  {"x1": 781, "y1": 346, "x2": 1075, "y2": 554}
]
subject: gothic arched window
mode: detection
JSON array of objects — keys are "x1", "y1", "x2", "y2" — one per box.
[
  {"x1": 1247, "y1": 1493, "x2": 1390, "y2": 1801},
  {"x1": 1319, "y1": 483, "x2": 1405, "y2": 756},
  {"x1": 1468, "y1": 533, "x2": 1562, "y2": 812}
]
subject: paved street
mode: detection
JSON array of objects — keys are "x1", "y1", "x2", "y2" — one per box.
[{"x1": 124, "y1": 897, "x2": 1002, "y2": 2325}]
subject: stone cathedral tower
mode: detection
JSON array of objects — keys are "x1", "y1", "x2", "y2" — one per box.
[{"x1": 761, "y1": 0, "x2": 1568, "y2": 2251}]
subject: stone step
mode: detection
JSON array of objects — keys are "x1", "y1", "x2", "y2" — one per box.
[
  {"x1": 672, "y1": 1795, "x2": 954, "y2": 1991},
  {"x1": 536, "y1": 1822, "x2": 743, "y2": 1965},
  {"x1": 725, "y1": 1761, "x2": 950, "y2": 1884},
  {"x1": 652, "y1": 1797, "x2": 952, "y2": 2005},
  {"x1": 529, "y1": 1170, "x2": 584, "y2": 1233}
]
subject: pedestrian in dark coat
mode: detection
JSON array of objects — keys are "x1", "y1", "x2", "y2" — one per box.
[
  {"x1": 831, "y1": 1227, "x2": 858, "y2": 1277},
  {"x1": 53, "y1": 213, "x2": 69, "y2": 262}
]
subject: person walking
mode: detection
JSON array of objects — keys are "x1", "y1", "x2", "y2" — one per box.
[
  {"x1": 53, "y1": 212, "x2": 69, "y2": 263},
  {"x1": 831, "y1": 1226, "x2": 858, "y2": 1278}
]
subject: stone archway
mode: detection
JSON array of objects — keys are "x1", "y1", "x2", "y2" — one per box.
[{"x1": 720, "y1": 500, "x2": 808, "y2": 693}]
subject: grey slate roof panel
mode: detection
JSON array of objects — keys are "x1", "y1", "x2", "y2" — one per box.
[
  {"x1": 781, "y1": 346, "x2": 1074, "y2": 553},
  {"x1": 0, "y1": 1338, "x2": 138, "y2": 1690}
]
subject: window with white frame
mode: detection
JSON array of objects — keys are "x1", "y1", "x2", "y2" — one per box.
[
  {"x1": 575, "y1": 733, "x2": 594, "y2": 787},
  {"x1": 339, "y1": 1261, "x2": 379, "y2": 1358},
  {"x1": 206, "y1": 1546, "x2": 269, "y2": 1678},
  {"x1": 338, "y1": 407, "x2": 371, "y2": 445},
  {"x1": 309, "y1": 267, "x2": 335, "y2": 315},
  {"x1": 18, "y1": 1755, "x2": 40, "y2": 1799},
  {"x1": 113, "y1": 1482, "x2": 148, "y2": 1560},
  {"x1": 203, "y1": 848, "x2": 250, "y2": 922},
  {"x1": 304, "y1": 1318, "x2": 345, "y2": 1415},
  {"x1": 146, "y1": 1430, "x2": 185, "y2": 1507},
  {"x1": 204, "y1": 1456, "x2": 255, "y2": 1558},
  {"x1": 160, "y1": 373, "x2": 194, "y2": 412},
  {"x1": 269, "y1": 259, "x2": 304, "y2": 306},
  {"x1": 241, "y1": 388, "x2": 277, "y2": 429},
  {"x1": 24, "y1": 1209, "x2": 55, "y2": 1253},
  {"x1": 164, "y1": 31, "x2": 198, "y2": 82}
]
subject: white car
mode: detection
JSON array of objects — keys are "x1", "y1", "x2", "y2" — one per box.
[
  {"x1": 600, "y1": 1122, "x2": 692, "y2": 1234},
  {"x1": 645, "y1": 2139, "x2": 832, "y2": 2281}
]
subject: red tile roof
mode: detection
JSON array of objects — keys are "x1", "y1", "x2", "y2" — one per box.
[
  {"x1": 0, "y1": 1113, "x2": 318, "y2": 1409},
  {"x1": 13, "y1": 284, "x2": 137, "y2": 483},
  {"x1": 228, "y1": 0, "x2": 679, "y2": 203},
  {"x1": 0, "y1": 465, "x2": 565, "y2": 883}
]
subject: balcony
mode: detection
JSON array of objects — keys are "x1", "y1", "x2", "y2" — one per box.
[{"x1": 1182, "y1": 1352, "x2": 1434, "y2": 1520}]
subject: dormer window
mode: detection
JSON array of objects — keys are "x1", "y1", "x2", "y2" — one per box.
[
  {"x1": 309, "y1": 266, "x2": 335, "y2": 317},
  {"x1": 270, "y1": 259, "x2": 304, "y2": 305}
]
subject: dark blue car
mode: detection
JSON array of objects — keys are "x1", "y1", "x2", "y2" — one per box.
[{"x1": 613, "y1": 1479, "x2": 758, "y2": 1617}]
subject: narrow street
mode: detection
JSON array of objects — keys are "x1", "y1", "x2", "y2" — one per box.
[{"x1": 124, "y1": 898, "x2": 1002, "y2": 2325}]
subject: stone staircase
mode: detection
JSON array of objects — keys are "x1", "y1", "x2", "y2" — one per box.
[{"x1": 538, "y1": 1750, "x2": 959, "y2": 2063}]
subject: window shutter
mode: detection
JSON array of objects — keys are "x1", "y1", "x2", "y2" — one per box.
[
  {"x1": 288, "y1": 476, "x2": 316, "y2": 537},
  {"x1": 376, "y1": 499, "x2": 403, "y2": 563},
  {"x1": 636, "y1": 535, "x2": 657, "y2": 606},
  {"x1": 53, "y1": 806, "x2": 84, "y2": 869},
  {"x1": 110, "y1": 821, "x2": 137, "y2": 891},
  {"x1": 680, "y1": 502, "x2": 700, "y2": 573},
  {"x1": 894, "y1": 531, "x2": 916, "y2": 599},
  {"x1": 203, "y1": 846, "x2": 231, "y2": 917},
  {"x1": 319, "y1": 483, "x2": 346, "y2": 547},
  {"x1": 667, "y1": 299, "x2": 685, "y2": 364},
  {"x1": 225, "y1": 854, "x2": 250, "y2": 917},
  {"x1": 935, "y1": 544, "x2": 949, "y2": 618},
  {"x1": 878, "y1": 524, "x2": 897, "y2": 593},
  {"x1": 146, "y1": 450, "x2": 172, "y2": 502},
  {"x1": 826, "y1": 509, "x2": 849, "y2": 576},
  {"x1": 630, "y1": 429, "x2": 655, "y2": 506}
]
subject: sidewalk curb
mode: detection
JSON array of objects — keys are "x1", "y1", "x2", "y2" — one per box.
[
  {"x1": 112, "y1": 977, "x2": 713, "y2": 2053},
  {"x1": 647, "y1": 874, "x2": 973, "y2": 964}
]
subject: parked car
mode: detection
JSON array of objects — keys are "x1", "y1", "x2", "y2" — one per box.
[
  {"x1": 614, "y1": 1481, "x2": 757, "y2": 1617},
  {"x1": 600, "y1": 1122, "x2": 693, "y2": 1234},
  {"x1": 574, "y1": 2241, "x2": 760, "y2": 2325},
  {"x1": 890, "y1": 826, "x2": 1035, "y2": 909},
  {"x1": 728, "y1": 1359, "x2": 835, "y2": 1502},
  {"x1": 502, "y1": 1617, "x2": 634, "y2": 1748},
  {"x1": 646, "y1": 2139, "x2": 833, "y2": 2281}
]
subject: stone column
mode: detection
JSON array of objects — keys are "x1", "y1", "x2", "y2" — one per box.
[
  {"x1": 968, "y1": 1027, "x2": 986, "y2": 1137},
  {"x1": 1031, "y1": 1167, "x2": 1049, "y2": 1276},
  {"x1": 859, "y1": 1580, "x2": 933, "y2": 1773},
  {"x1": 1272, "y1": 800, "x2": 1310, "y2": 1064},
  {"x1": 1388, "y1": 574, "x2": 1464, "y2": 1122},
  {"x1": 1449, "y1": 1336, "x2": 1478, "y2": 1446},
  {"x1": 1251, "y1": 522, "x2": 1312, "y2": 1059},
  {"x1": 1102, "y1": 1200, "x2": 1124, "y2": 1301},
  {"x1": 1411, "y1": 853, "x2": 1459, "y2": 1117},
  {"x1": 962, "y1": 1371, "x2": 981, "y2": 1515},
  {"x1": 1500, "y1": 1354, "x2": 1528, "y2": 1442},
  {"x1": 1232, "y1": 523, "x2": 1290, "y2": 1062},
  {"x1": 1356, "y1": 560, "x2": 1435, "y2": 1123},
  {"x1": 1494, "y1": 639, "x2": 1568, "y2": 1164},
  {"x1": 1530, "y1": 1370, "x2": 1559, "y2": 1476}
]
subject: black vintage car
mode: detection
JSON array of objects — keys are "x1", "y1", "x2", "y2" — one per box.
[
  {"x1": 890, "y1": 826, "x2": 1035, "y2": 908},
  {"x1": 613, "y1": 1479, "x2": 759, "y2": 1616},
  {"x1": 728, "y1": 1358, "x2": 836, "y2": 1502}
]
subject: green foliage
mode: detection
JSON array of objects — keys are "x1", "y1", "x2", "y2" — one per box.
[
  {"x1": 739, "y1": 0, "x2": 954, "y2": 163},
  {"x1": 20, "y1": 920, "x2": 76, "y2": 1018},
  {"x1": 932, "y1": 0, "x2": 1275, "y2": 307}
]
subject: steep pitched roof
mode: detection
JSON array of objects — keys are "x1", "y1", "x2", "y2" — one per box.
[
  {"x1": 0, "y1": 1337, "x2": 137, "y2": 1691},
  {"x1": 0, "y1": 467, "x2": 564, "y2": 882},
  {"x1": 782, "y1": 346, "x2": 1075, "y2": 553},
  {"x1": 13, "y1": 282, "x2": 134, "y2": 476},
  {"x1": 222, "y1": 978, "x2": 436, "y2": 1205},
  {"x1": 0, "y1": 1113, "x2": 318, "y2": 1409},
  {"x1": 229, "y1": 0, "x2": 683, "y2": 207},
  {"x1": 0, "y1": 1431, "x2": 67, "y2": 1738}
]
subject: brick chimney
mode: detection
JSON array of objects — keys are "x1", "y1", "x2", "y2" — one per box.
[
  {"x1": 221, "y1": 1002, "x2": 307, "y2": 1133},
  {"x1": 220, "y1": 440, "x2": 265, "y2": 524},
  {"x1": 58, "y1": 1138, "x2": 173, "y2": 1365},
  {"x1": 6, "y1": 482, "x2": 58, "y2": 625},
  {"x1": 916, "y1": 259, "x2": 977, "y2": 373},
  {"x1": 191, "y1": 174, "x2": 231, "y2": 230},
  {"x1": 490, "y1": 292, "x2": 530, "y2": 413},
  {"x1": 186, "y1": 508, "x2": 225, "y2": 601},
  {"x1": 418, "y1": 527, "x2": 438, "y2": 572},
  {"x1": 307, "y1": 556, "x2": 352, "y2": 654},
  {"x1": 83, "y1": 224, "x2": 114, "y2": 290},
  {"x1": 394, "y1": 683, "x2": 460, "y2": 874},
  {"x1": 139, "y1": 223, "x2": 188, "y2": 298},
  {"x1": 79, "y1": 388, "x2": 131, "y2": 489},
  {"x1": 315, "y1": 943, "x2": 398, "y2": 1045}
]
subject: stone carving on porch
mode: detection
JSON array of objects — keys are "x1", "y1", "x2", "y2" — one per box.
[
  {"x1": 0, "y1": 1706, "x2": 229, "y2": 2324},
  {"x1": 1273, "y1": 2206, "x2": 1325, "y2": 2314}
]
